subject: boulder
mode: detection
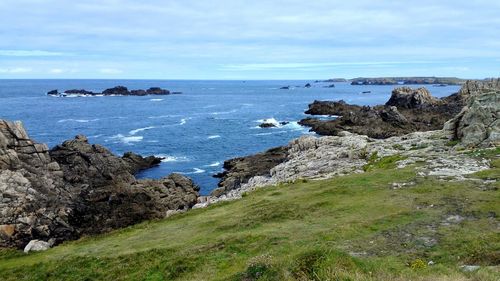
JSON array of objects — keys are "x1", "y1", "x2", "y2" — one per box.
[
  {"x1": 444, "y1": 90, "x2": 500, "y2": 146},
  {"x1": 386, "y1": 87, "x2": 439, "y2": 109},
  {"x1": 23, "y1": 239, "x2": 55, "y2": 253}
]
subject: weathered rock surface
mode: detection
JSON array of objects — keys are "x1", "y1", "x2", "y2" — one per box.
[
  {"x1": 47, "y1": 86, "x2": 173, "y2": 97},
  {"x1": 0, "y1": 120, "x2": 199, "y2": 248},
  {"x1": 23, "y1": 239, "x2": 55, "y2": 253},
  {"x1": 211, "y1": 146, "x2": 288, "y2": 197},
  {"x1": 444, "y1": 88, "x2": 500, "y2": 147},
  {"x1": 386, "y1": 87, "x2": 439, "y2": 109},
  {"x1": 209, "y1": 130, "x2": 492, "y2": 202}
]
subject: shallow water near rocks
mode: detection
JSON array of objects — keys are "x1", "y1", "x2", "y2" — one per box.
[{"x1": 0, "y1": 80, "x2": 459, "y2": 194}]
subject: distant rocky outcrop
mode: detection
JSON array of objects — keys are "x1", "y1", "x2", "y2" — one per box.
[
  {"x1": 350, "y1": 77, "x2": 468, "y2": 86},
  {"x1": 47, "y1": 86, "x2": 173, "y2": 97},
  {"x1": 0, "y1": 120, "x2": 199, "y2": 249}
]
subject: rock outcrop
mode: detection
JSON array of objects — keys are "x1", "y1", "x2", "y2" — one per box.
[
  {"x1": 0, "y1": 120, "x2": 199, "y2": 249},
  {"x1": 211, "y1": 146, "x2": 288, "y2": 197},
  {"x1": 47, "y1": 86, "x2": 173, "y2": 97},
  {"x1": 444, "y1": 88, "x2": 500, "y2": 147},
  {"x1": 385, "y1": 87, "x2": 439, "y2": 109},
  {"x1": 298, "y1": 81, "x2": 499, "y2": 138}
]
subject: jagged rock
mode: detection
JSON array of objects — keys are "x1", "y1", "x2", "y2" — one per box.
[
  {"x1": 0, "y1": 120, "x2": 199, "y2": 249},
  {"x1": 386, "y1": 87, "x2": 439, "y2": 109},
  {"x1": 211, "y1": 146, "x2": 288, "y2": 196},
  {"x1": 304, "y1": 83, "x2": 312, "y2": 88},
  {"x1": 23, "y1": 239, "x2": 55, "y2": 253},
  {"x1": 444, "y1": 90, "x2": 500, "y2": 146},
  {"x1": 146, "y1": 87, "x2": 170, "y2": 95},
  {"x1": 299, "y1": 84, "x2": 477, "y2": 138},
  {"x1": 102, "y1": 86, "x2": 130, "y2": 96}
]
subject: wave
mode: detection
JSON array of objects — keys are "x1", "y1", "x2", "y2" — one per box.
[
  {"x1": 108, "y1": 134, "x2": 143, "y2": 144},
  {"x1": 129, "y1": 126, "x2": 155, "y2": 135},
  {"x1": 148, "y1": 114, "x2": 182, "y2": 119},
  {"x1": 253, "y1": 130, "x2": 288, "y2": 136},
  {"x1": 207, "y1": 135, "x2": 221, "y2": 139},
  {"x1": 179, "y1": 117, "x2": 192, "y2": 125},
  {"x1": 179, "y1": 168, "x2": 206, "y2": 175},
  {"x1": 150, "y1": 98, "x2": 164, "y2": 102},
  {"x1": 156, "y1": 154, "x2": 190, "y2": 163},
  {"x1": 204, "y1": 162, "x2": 221, "y2": 167},
  {"x1": 57, "y1": 118, "x2": 100, "y2": 123},
  {"x1": 210, "y1": 109, "x2": 237, "y2": 115}
]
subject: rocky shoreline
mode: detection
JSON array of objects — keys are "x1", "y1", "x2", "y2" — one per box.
[
  {"x1": 2, "y1": 78, "x2": 498, "y2": 252},
  {"x1": 200, "y1": 79, "x2": 499, "y2": 206},
  {"x1": 47, "y1": 86, "x2": 180, "y2": 97},
  {"x1": 0, "y1": 123, "x2": 198, "y2": 249}
]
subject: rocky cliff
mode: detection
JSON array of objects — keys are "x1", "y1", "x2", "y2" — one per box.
[{"x1": 0, "y1": 121, "x2": 199, "y2": 248}]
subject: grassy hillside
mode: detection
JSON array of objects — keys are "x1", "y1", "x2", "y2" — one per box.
[{"x1": 1, "y1": 150, "x2": 499, "y2": 281}]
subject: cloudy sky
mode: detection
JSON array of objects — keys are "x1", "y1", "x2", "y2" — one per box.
[{"x1": 1, "y1": 0, "x2": 499, "y2": 79}]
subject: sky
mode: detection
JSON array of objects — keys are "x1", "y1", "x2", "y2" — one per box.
[{"x1": 0, "y1": 0, "x2": 499, "y2": 79}]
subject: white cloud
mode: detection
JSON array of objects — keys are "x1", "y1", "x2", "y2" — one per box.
[
  {"x1": 49, "y1": 68, "x2": 64, "y2": 74},
  {"x1": 0, "y1": 67, "x2": 32, "y2": 73},
  {"x1": 99, "y1": 68, "x2": 123, "y2": 74}
]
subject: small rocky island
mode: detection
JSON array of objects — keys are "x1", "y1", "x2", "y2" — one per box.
[{"x1": 47, "y1": 86, "x2": 179, "y2": 97}]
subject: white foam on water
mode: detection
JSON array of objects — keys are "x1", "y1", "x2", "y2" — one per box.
[
  {"x1": 156, "y1": 155, "x2": 190, "y2": 163},
  {"x1": 208, "y1": 135, "x2": 221, "y2": 139},
  {"x1": 179, "y1": 168, "x2": 206, "y2": 174},
  {"x1": 57, "y1": 118, "x2": 100, "y2": 123},
  {"x1": 148, "y1": 114, "x2": 182, "y2": 119},
  {"x1": 129, "y1": 126, "x2": 155, "y2": 135},
  {"x1": 150, "y1": 99, "x2": 164, "y2": 102},
  {"x1": 108, "y1": 134, "x2": 143, "y2": 144},
  {"x1": 204, "y1": 162, "x2": 221, "y2": 167},
  {"x1": 210, "y1": 109, "x2": 237, "y2": 115}
]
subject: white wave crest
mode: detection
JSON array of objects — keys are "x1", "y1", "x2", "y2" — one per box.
[
  {"x1": 208, "y1": 135, "x2": 221, "y2": 139},
  {"x1": 57, "y1": 118, "x2": 100, "y2": 123},
  {"x1": 204, "y1": 162, "x2": 221, "y2": 167},
  {"x1": 129, "y1": 126, "x2": 155, "y2": 135},
  {"x1": 150, "y1": 98, "x2": 164, "y2": 102},
  {"x1": 108, "y1": 134, "x2": 143, "y2": 144},
  {"x1": 156, "y1": 155, "x2": 190, "y2": 163}
]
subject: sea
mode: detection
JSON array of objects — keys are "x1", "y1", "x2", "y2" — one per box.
[{"x1": 0, "y1": 80, "x2": 460, "y2": 195}]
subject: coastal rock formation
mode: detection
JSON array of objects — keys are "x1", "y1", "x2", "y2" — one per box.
[
  {"x1": 0, "y1": 120, "x2": 199, "y2": 248},
  {"x1": 444, "y1": 89, "x2": 500, "y2": 146},
  {"x1": 299, "y1": 80, "x2": 500, "y2": 138},
  {"x1": 385, "y1": 87, "x2": 439, "y2": 109},
  {"x1": 350, "y1": 77, "x2": 467, "y2": 86},
  {"x1": 211, "y1": 146, "x2": 288, "y2": 196},
  {"x1": 47, "y1": 86, "x2": 173, "y2": 97},
  {"x1": 209, "y1": 129, "x2": 492, "y2": 201}
]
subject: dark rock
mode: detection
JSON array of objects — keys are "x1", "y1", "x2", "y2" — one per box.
[
  {"x1": 47, "y1": 90, "x2": 59, "y2": 96},
  {"x1": 64, "y1": 89, "x2": 98, "y2": 95},
  {"x1": 323, "y1": 84, "x2": 335, "y2": 88},
  {"x1": 304, "y1": 83, "x2": 312, "y2": 88},
  {"x1": 130, "y1": 90, "x2": 147, "y2": 96},
  {"x1": 299, "y1": 85, "x2": 474, "y2": 139},
  {"x1": 259, "y1": 123, "x2": 276, "y2": 128},
  {"x1": 102, "y1": 86, "x2": 130, "y2": 96},
  {"x1": 386, "y1": 87, "x2": 439, "y2": 109},
  {"x1": 146, "y1": 87, "x2": 170, "y2": 95},
  {"x1": 212, "y1": 146, "x2": 288, "y2": 197},
  {"x1": 280, "y1": 86, "x2": 290, "y2": 90},
  {"x1": 0, "y1": 120, "x2": 199, "y2": 249}
]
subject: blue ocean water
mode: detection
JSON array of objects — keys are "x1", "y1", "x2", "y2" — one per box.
[{"x1": 0, "y1": 80, "x2": 460, "y2": 194}]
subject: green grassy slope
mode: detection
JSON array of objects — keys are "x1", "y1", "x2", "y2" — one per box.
[{"x1": 1, "y1": 152, "x2": 499, "y2": 281}]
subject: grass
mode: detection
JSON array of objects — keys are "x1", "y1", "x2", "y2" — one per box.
[{"x1": 1, "y1": 155, "x2": 499, "y2": 280}]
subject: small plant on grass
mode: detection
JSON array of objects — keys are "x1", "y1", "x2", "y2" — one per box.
[
  {"x1": 409, "y1": 258, "x2": 427, "y2": 270},
  {"x1": 238, "y1": 254, "x2": 278, "y2": 280}
]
